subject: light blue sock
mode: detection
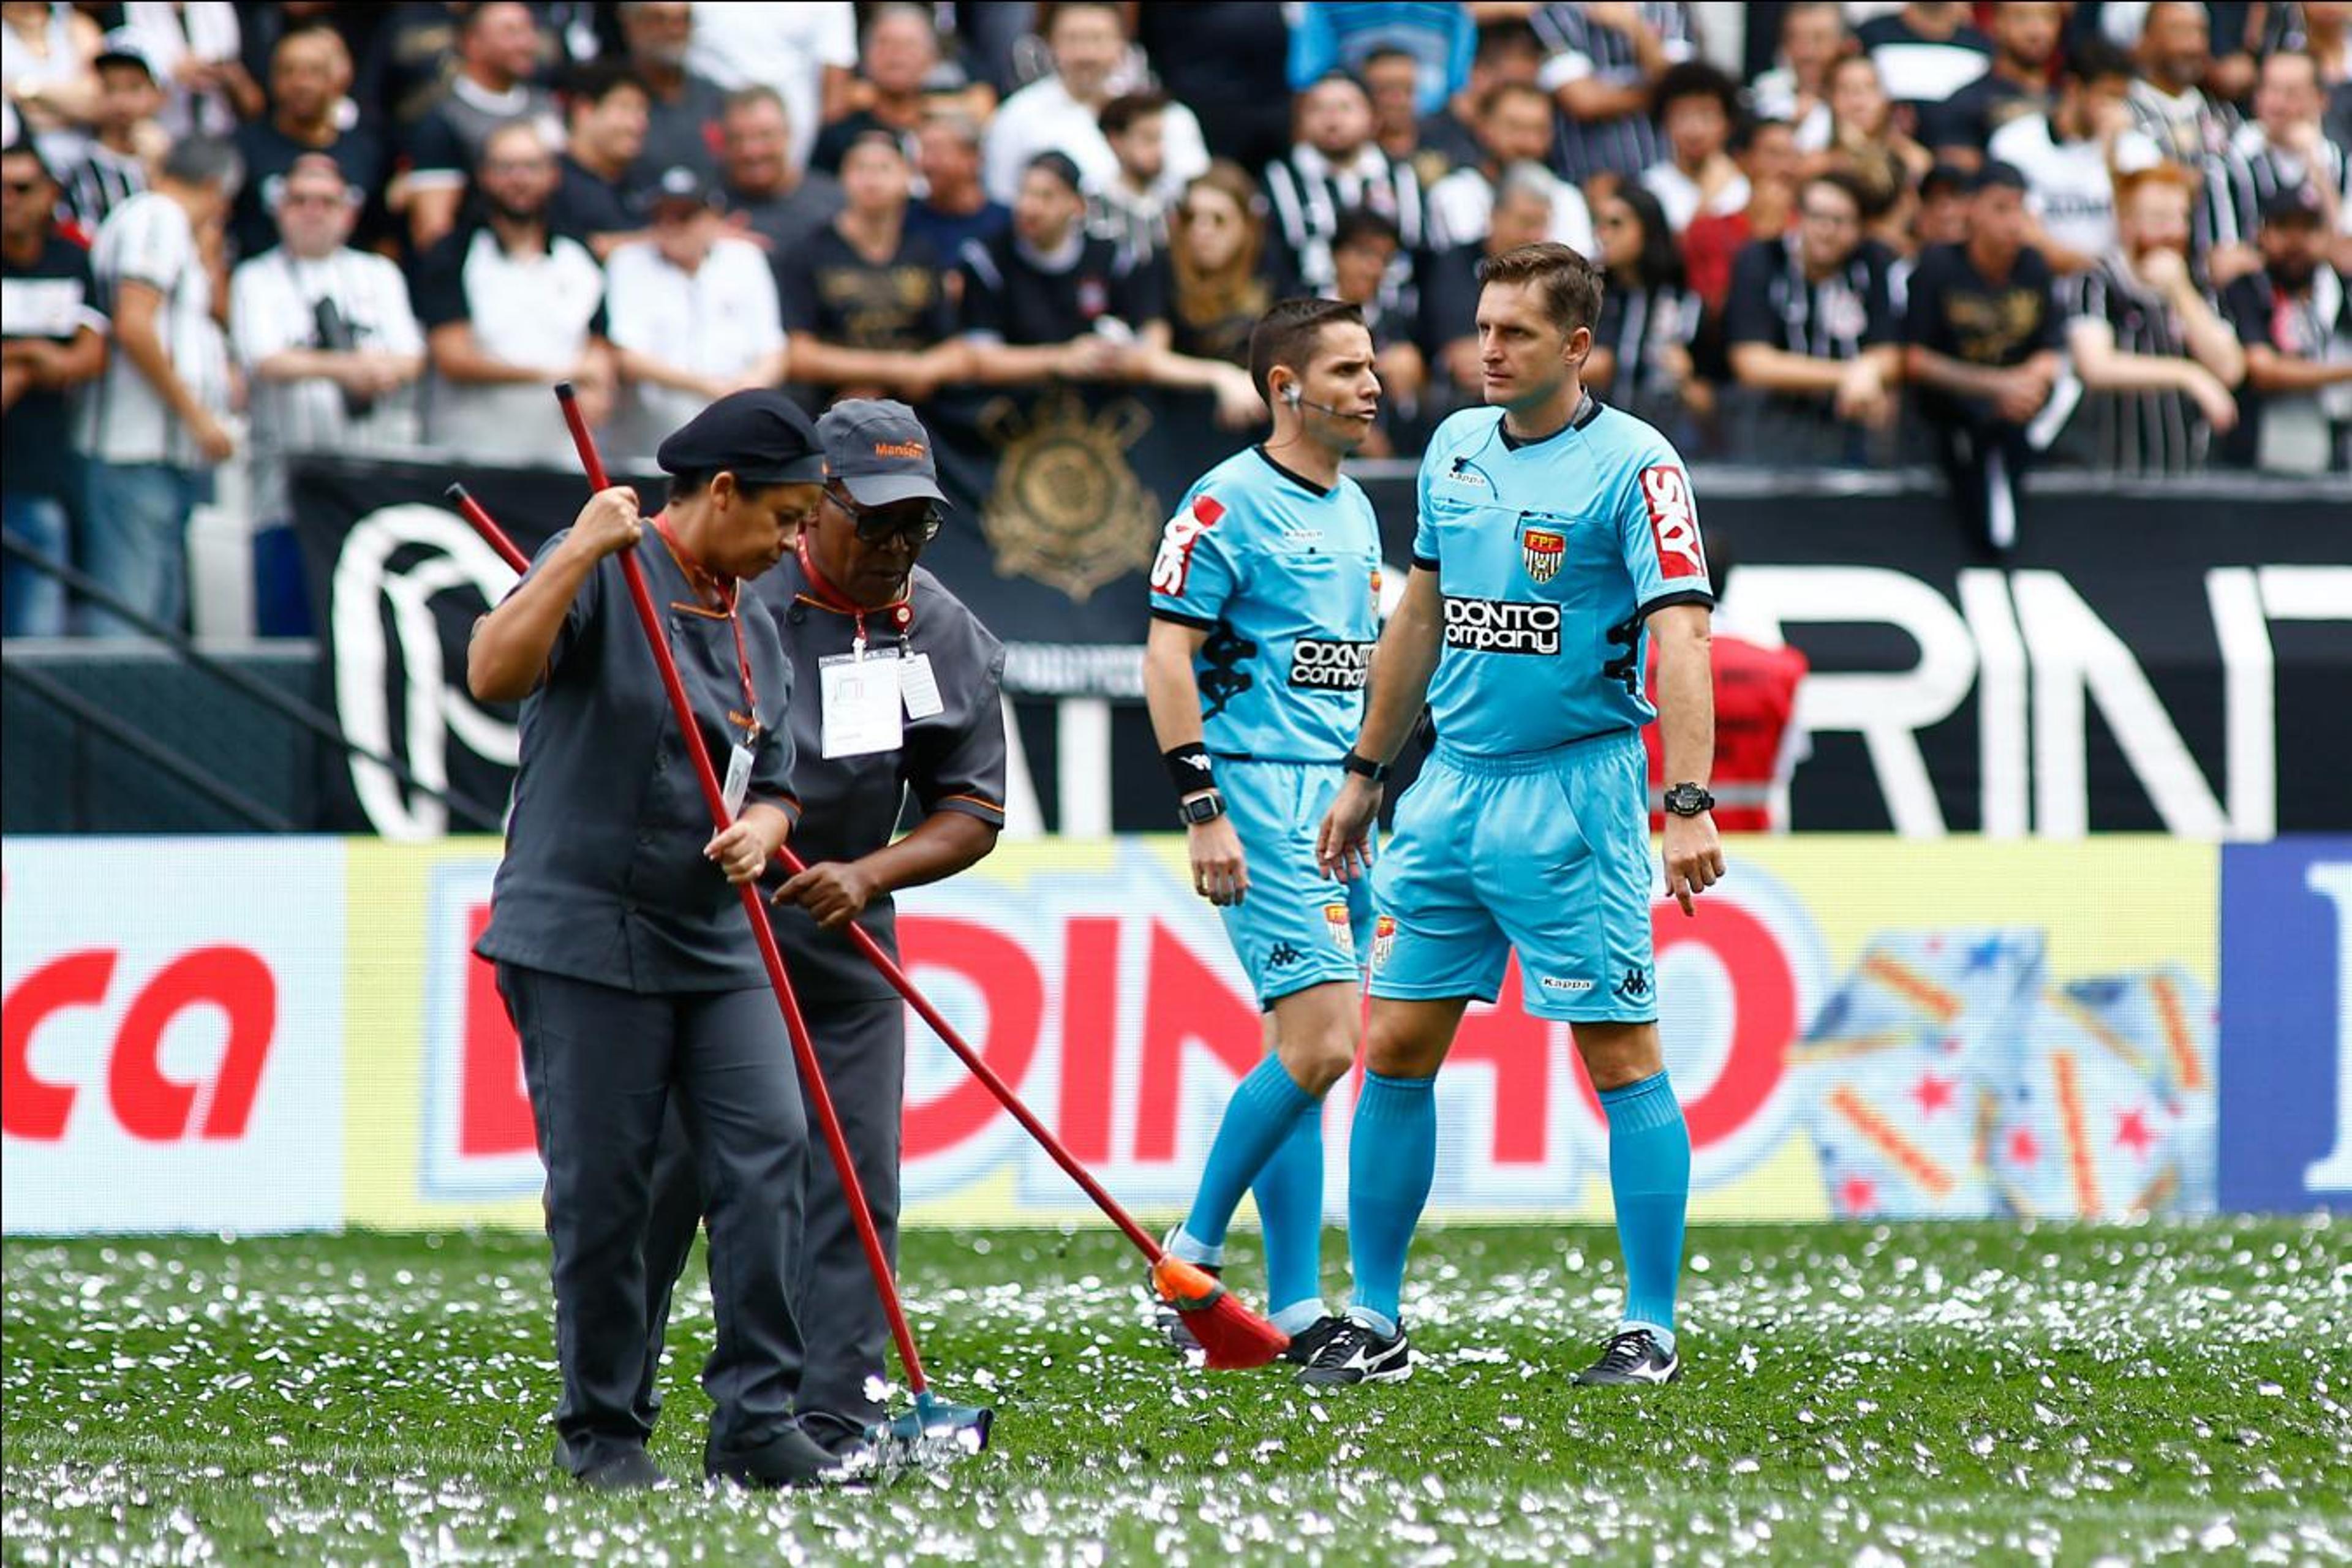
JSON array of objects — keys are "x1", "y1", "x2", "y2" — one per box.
[
  {"x1": 1251, "y1": 1106, "x2": 1325, "y2": 1322},
  {"x1": 1601, "y1": 1069, "x2": 1689, "y2": 1352},
  {"x1": 1180, "y1": 1054, "x2": 1316, "y2": 1256},
  {"x1": 1346, "y1": 1069, "x2": 1437, "y2": 1333}
]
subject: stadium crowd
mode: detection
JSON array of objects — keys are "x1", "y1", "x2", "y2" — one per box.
[{"x1": 2, "y1": 1, "x2": 2348, "y2": 637}]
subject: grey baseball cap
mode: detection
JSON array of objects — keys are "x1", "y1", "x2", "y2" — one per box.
[{"x1": 816, "y1": 399, "x2": 949, "y2": 509}]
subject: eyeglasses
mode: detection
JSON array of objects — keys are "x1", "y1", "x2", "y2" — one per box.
[{"x1": 827, "y1": 485, "x2": 942, "y2": 546}]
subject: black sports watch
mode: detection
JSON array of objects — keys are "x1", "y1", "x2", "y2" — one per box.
[
  {"x1": 1662, "y1": 782, "x2": 1716, "y2": 818},
  {"x1": 1343, "y1": 750, "x2": 1392, "y2": 783},
  {"x1": 1178, "y1": 791, "x2": 1228, "y2": 826}
]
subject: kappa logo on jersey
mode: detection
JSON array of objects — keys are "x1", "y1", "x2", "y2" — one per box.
[
  {"x1": 1640, "y1": 465, "x2": 1704, "y2": 580},
  {"x1": 1324, "y1": 902, "x2": 1355, "y2": 960},
  {"x1": 1444, "y1": 456, "x2": 1487, "y2": 488},
  {"x1": 1521, "y1": 527, "x2": 1566, "y2": 586},
  {"x1": 1370, "y1": 914, "x2": 1398, "y2": 971},
  {"x1": 1150, "y1": 493, "x2": 1224, "y2": 596},
  {"x1": 1289, "y1": 638, "x2": 1374, "y2": 691},
  {"x1": 1442, "y1": 596, "x2": 1561, "y2": 655}
]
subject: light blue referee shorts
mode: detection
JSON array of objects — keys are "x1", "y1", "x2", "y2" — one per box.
[
  {"x1": 1218, "y1": 758, "x2": 1374, "y2": 1009},
  {"x1": 1368, "y1": 728, "x2": 1659, "y2": 1023}
]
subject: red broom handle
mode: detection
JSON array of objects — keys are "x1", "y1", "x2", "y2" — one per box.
[
  {"x1": 548, "y1": 390, "x2": 932, "y2": 1397},
  {"x1": 451, "y1": 453, "x2": 1169, "y2": 1266}
]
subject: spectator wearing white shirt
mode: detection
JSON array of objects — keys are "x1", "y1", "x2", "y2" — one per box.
[
  {"x1": 1749, "y1": 2, "x2": 1844, "y2": 155},
  {"x1": 981, "y1": 1, "x2": 1208, "y2": 206},
  {"x1": 77, "y1": 133, "x2": 238, "y2": 637},
  {"x1": 1426, "y1": 80, "x2": 1594, "y2": 256},
  {"x1": 684, "y1": 0, "x2": 856, "y2": 176},
  {"x1": 605, "y1": 164, "x2": 788, "y2": 460},
  {"x1": 415, "y1": 121, "x2": 612, "y2": 467},
  {"x1": 2, "y1": 0, "x2": 102, "y2": 171},
  {"x1": 1987, "y1": 40, "x2": 2163, "y2": 277},
  {"x1": 230, "y1": 153, "x2": 423, "y2": 623},
  {"x1": 1854, "y1": 1, "x2": 1991, "y2": 113},
  {"x1": 120, "y1": 0, "x2": 256, "y2": 140},
  {"x1": 1640, "y1": 62, "x2": 1749, "y2": 236}
]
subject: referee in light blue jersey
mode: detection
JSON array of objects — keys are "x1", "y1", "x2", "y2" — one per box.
[
  {"x1": 1311, "y1": 243, "x2": 1725, "y2": 1388},
  {"x1": 1144, "y1": 298, "x2": 1387, "y2": 1369}
]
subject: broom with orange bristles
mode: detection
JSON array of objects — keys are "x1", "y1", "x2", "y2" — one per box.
[{"x1": 445, "y1": 393, "x2": 1289, "y2": 1373}]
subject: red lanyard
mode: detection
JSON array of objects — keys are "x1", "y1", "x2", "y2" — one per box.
[
  {"x1": 652, "y1": 511, "x2": 760, "y2": 739},
  {"x1": 794, "y1": 535, "x2": 912, "y2": 652}
]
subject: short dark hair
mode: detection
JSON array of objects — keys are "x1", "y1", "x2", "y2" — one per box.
[
  {"x1": 2064, "y1": 37, "x2": 2137, "y2": 88},
  {"x1": 565, "y1": 59, "x2": 647, "y2": 115},
  {"x1": 1730, "y1": 111, "x2": 1793, "y2": 155},
  {"x1": 1025, "y1": 149, "x2": 1084, "y2": 195},
  {"x1": 1800, "y1": 169, "x2": 1871, "y2": 214},
  {"x1": 1474, "y1": 18, "x2": 1544, "y2": 64},
  {"x1": 1331, "y1": 206, "x2": 1401, "y2": 254},
  {"x1": 1098, "y1": 89, "x2": 1168, "y2": 138},
  {"x1": 1653, "y1": 61, "x2": 1738, "y2": 124},
  {"x1": 1475, "y1": 241, "x2": 1604, "y2": 336},
  {"x1": 160, "y1": 134, "x2": 241, "y2": 191},
  {"x1": 0, "y1": 136, "x2": 51, "y2": 184},
  {"x1": 1248, "y1": 296, "x2": 1366, "y2": 401}
]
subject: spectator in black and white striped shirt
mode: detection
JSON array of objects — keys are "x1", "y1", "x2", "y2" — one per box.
[
  {"x1": 229, "y1": 155, "x2": 423, "y2": 549},
  {"x1": 58, "y1": 31, "x2": 162, "y2": 240},
  {"x1": 1263, "y1": 72, "x2": 1425, "y2": 296},
  {"x1": 2064, "y1": 164, "x2": 2247, "y2": 474},
  {"x1": 1091, "y1": 89, "x2": 1172, "y2": 260},
  {"x1": 2218, "y1": 183, "x2": 2352, "y2": 472},
  {"x1": 1723, "y1": 172, "x2": 1903, "y2": 460},
  {"x1": 1529, "y1": 1, "x2": 1695, "y2": 186},
  {"x1": 2199, "y1": 50, "x2": 2352, "y2": 290}
]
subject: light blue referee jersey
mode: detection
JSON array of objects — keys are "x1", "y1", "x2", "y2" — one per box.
[
  {"x1": 1412, "y1": 400, "x2": 1714, "y2": 755},
  {"x1": 1148, "y1": 445, "x2": 1383, "y2": 761}
]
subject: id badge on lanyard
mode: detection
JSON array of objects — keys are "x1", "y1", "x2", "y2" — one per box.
[{"x1": 821, "y1": 644, "x2": 905, "y2": 758}]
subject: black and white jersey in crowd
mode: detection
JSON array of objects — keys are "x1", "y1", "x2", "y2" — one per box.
[
  {"x1": 229, "y1": 244, "x2": 424, "y2": 521},
  {"x1": 1854, "y1": 10, "x2": 1992, "y2": 108},
  {"x1": 1087, "y1": 184, "x2": 1169, "y2": 263},
  {"x1": 2198, "y1": 122, "x2": 2352, "y2": 257},
  {"x1": 2221, "y1": 260, "x2": 2352, "y2": 472},
  {"x1": 2062, "y1": 254, "x2": 2221, "y2": 474},
  {"x1": 1722, "y1": 235, "x2": 1899, "y2": 366},
  {"x1": 1591, "y1": 279, "x2": 1703, "y2": 418},
  {"x1": 76, "y1": 190, "x2": 233, "y2": 469},
  {"x1": 2125, "y1": 78, "x2": 2242, "y2": 167},
  {"x1": 1262, "y1": 141, "x2": 1426, "y2": 293},
  {"x1": 1529, "y1": 2, "x2": 1696, "y2": 184},
  {"x1": 1986, "y1": 114, "x2": 2165, "y2": 265},
  {"x1": 412, "y1": 222, "x2": 606, "y2": 466},
  {"x1": 59, "y1": 142, "x2": 148, "y2": 239}
]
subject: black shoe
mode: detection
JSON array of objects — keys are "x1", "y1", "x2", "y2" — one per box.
[
  {"x1": 1278, "y1": 1314, "x2": 1350, "y2": 1368},
  {"x1": 704, "y1": 1425, "x2": 842, "y2": 1488},
  {"x1": 1574, "y1": 1328, "x2": 1682, "y2": 1386},
  {"x1": 575, "y1": 1446, "x2": 669, "y2": 1491},
  {"x1": 1295, "y1": 1316, "x2": 1411, "y2": 1385}
]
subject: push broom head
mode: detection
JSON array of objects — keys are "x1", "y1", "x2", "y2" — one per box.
[
  {"x1": 853, "y1": 1392, "x2": 994, "y2": 1480},
  {"x1": 1151, "y1": 1257, "x2": 1291, "y2": 1370}
]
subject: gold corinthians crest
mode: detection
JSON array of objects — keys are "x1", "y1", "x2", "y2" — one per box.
[{"x1": 979, "y1": 390, "x2": 1161, "y2": 601}]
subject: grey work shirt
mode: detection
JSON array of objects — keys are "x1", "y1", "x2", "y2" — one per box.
[
  {"x1": 476, "y1": 526, "x2": 799, "y2": 993},
  {"x1": 751, "y1": 557, "x2": 1009, "y2": 1000}
]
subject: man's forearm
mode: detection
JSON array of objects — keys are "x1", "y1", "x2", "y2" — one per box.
[
  {"x1": 1730, "y1": 343, "x2": 1853, "y2": 396},
  {"x1": 118, "y1": 321, "x2": 210, "y2": 424},
  {"x1": 1905, "y1": 345, "x2": 2016, "y2": 401},
  {"x1": 855, "y1": 809, "x2": 1000, "y2": 896},
  {"x1": 1353, "y1": 576, "x2": 1441, "y2": 764},
  {"x1": 1653, "y1": 611, "x2": 1714, "y2": 789},
  {"x1": 2245, "y1": 347, "x2": 2352, "y2": 393}
]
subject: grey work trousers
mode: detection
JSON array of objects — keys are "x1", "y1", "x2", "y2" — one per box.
[
  {"x1": 496, "y1": 963, "x2": 810, "y2": 1472},
  {"x1": 639, "y1": 995, "x2": 906, "y2": 1452}
]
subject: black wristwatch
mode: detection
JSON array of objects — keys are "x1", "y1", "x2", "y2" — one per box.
[
  {"x1": 1662, "y1": 782, "x2": 1716, "y2": 818},
  {"x1": 1178, "y1": 791, "x2": 1228, "y2": 826},
  {"x1": 1343, "y1": 750, "x2": 1392, "y2": 783}
]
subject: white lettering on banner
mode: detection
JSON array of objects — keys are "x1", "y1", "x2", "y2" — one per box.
[
  {"x1": 0, "y1": 840, "x2": 345, "y2": 1235},
  {"x1": 2302, "y1": 862, "x2": 2352, "y2": 1192},
  {"x1": 2013, "y1": 572, "x2": 2238, "y2": 839},
  {"x1": 1741, "y1": 566, "x2": 1976, "y2": 837},
  {"x1": 2205, "y1": 569, "x2": 2276, "y2": 842},
  {"x1": 331, "y1": 503, "x2": 523, "y2": 841},
  {"x1": 1958, "y1": 570, "x2": 2029, "y2": 839}
]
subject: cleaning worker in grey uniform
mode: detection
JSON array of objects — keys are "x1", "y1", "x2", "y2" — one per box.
[
  {"x1": 636, "y1": 398, "x2": 1010, "y2": 1458},
  {"x1": 468, "y1": 389, "x2": 840, "y2": 1491}
]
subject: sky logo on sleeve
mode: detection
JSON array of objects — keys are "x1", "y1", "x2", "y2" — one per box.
[{"x1": 1641, "y1": 465, "x2": 1705, "y2": 579}]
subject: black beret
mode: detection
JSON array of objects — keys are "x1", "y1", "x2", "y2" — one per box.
[{"x1": 655, "y1": 390, "x2": 825, "y2": 485}]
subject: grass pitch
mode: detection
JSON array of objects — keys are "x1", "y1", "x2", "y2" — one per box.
[{"x1": 4, "y1": 1219, "x2": 2347, "y2": 1566}]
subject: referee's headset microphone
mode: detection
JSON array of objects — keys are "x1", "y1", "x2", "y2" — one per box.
[{"x1": 1283, "y1": 382, "x2": 1370, "y2": 421}]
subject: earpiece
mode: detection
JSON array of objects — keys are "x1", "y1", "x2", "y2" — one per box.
[{"x1": 1283, "y1": 384, "x2": 1303, "y2": 408}]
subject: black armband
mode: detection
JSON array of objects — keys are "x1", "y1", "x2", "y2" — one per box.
[{"x1": 1163, "y1": 741, "x2": 1216, "y2": 798}]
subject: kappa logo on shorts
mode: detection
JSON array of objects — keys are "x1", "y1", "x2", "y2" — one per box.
[
  {"x1": 1613, "y1": 967, "x2": 1652, "y2": 1000},
  {"x1": 1520, "y1": 527, "x2": 1566, "y2": 586},
  {"x1": 1538, "y1": 975, "x2": 1594, "y2": 994},
  {"x1": 1640, "y1": 465, "x2": 1705, "y2": 581},
  {"x1": 1370, "y1": 914, "x2": 1398, "y2": 971},
  {"x1": 1266, "y1": 941, "x2": 1306, "y2": 970},
  {"x1": 1289, "y1": 638, "x2": 1375, "y2": 691},
  {"x1": 1442, "y1": 596, "x2": 1561, "y2": 655},
  {"x1": 1324, "y1": 902, "x2": 1355, "y2": 960}
]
